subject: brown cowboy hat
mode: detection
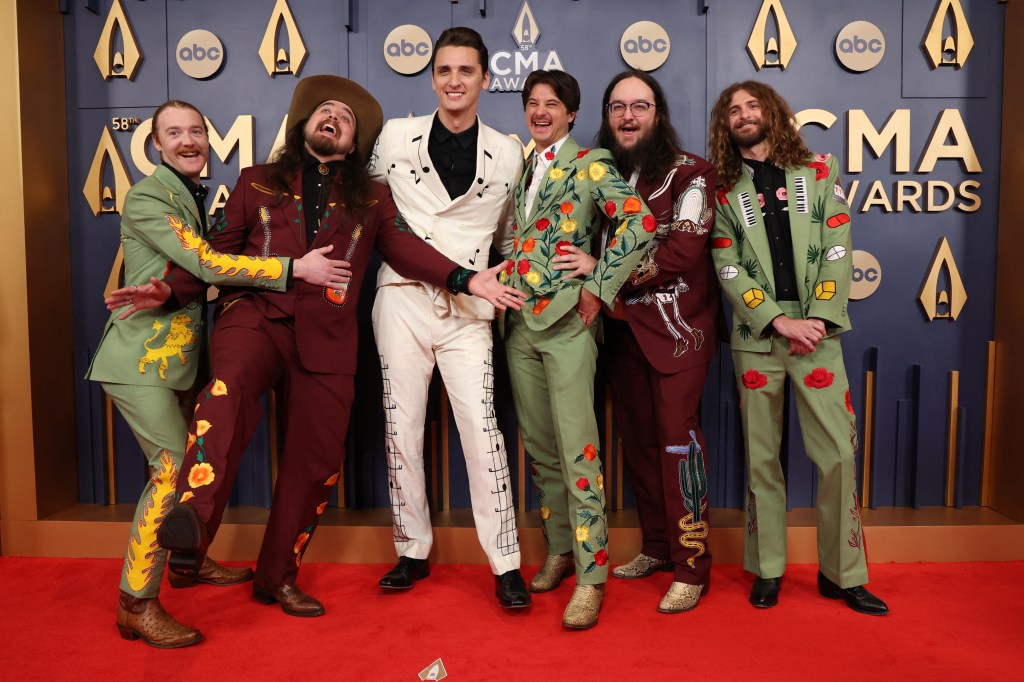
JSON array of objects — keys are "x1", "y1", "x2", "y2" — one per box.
[{"x1": 286, "y1": 74, "x2": 383, "y2": 162}]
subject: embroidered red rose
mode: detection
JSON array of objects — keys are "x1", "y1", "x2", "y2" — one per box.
[
  {"x1": 711, "y1": 237, "x2": 733, "y2": 249},
  {"x1": 522, "y1": 237, "x2": 536, "y2": 253},
  {"x1": 577, "y1": 149, "x2": 590, "y2": 158},
  {"x1": 560, "y1": 201, "x2": 574, "y2": 214},
  {"x1": 642, "y1": 214, "x2": 656, "y2": 232},
  {"x1": 623, "y1": 196, "x2": 643, "y2": 214},
  {"x1": 775, "y1": 187, "x2": 787, "y2": 201},
  {"x1": 536, "y1": 217, "x2": 551, "y2": 231},
  {"x1": 583, "y1": 443, "x2": 597, "y2": 461},
  {"x1": 512, "y1": 222, "x2": 518, "y2": 231},
  {"x1": 575, "y1": 477, "x2": 589, "y2": 491},
  {"x1": 556, "y1": 240, "x2": 573, "y2": 256},
  {"x1": 803, "y1": 367, "x2": 835, "y2": 389},
  {"x1": 517, "y1": 259, "x2": 530, "y2": 275},
  {"x1": 845, "y1": 390, "x2": 855, "y2": 414},
  {"x1": 504, "y1": 260, "x2": 514, "y2": 275},
  {"x1": 594, "y1": 549, "x2": 608, "y2": 566},
  {"x1": 605, "y1": 200, "x2": 616, "y2": 217},
  {"x1": 742, "y1": 369, "x2": 768, "y2": 390},
  {"x1": 544, "y1": 150, "x2": 555, "y2": 161},
  {"x1": 807, "y1": 161, "x2": 828, "y2": 180}
]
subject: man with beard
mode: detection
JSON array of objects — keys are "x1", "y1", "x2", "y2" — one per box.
[
  {"x1": 368, "y1": 27, "x2": 529, "y2": 609},
  {"x1": 146, "y1": 75, "x2": 524, "y2": 624},
  {"x1": 595, "y1": 70, "x2": 719, "y2": 613},
  {"x1": 709, "y1": 81, "x2": 887, "y2": 615}
]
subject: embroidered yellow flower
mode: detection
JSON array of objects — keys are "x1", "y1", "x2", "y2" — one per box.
[
  {"x1": 615, "y1": 220, "x2": 628, "y2": 236},
  {"x1": 211, "y1": 379, "x2": 228, "y2": 396},
  {"x1": 588, "y1": 162, "x2": 606, "y2": 182},
  {"x1": 548, "y1": 167, "x2": 565, "y2": 180},
  {"x1": 540, "y1": 505, "x2": 551, "y2": 520},
  {"x1": 195, "y1": 420, "x2": 212, "y2": 436},
  {"x1": 575, "y1": 525, "x2": 590, "y2": 543},
  {"x1": 186, "y1": 432, "x2": 197, "y2": 452},
  {"x1": 525, "y1": 271, "x2": 541, "y2": 285},
  {"x1": 576, "y1": 171, "x2": 586, "y2": 181},
  {"x1": 179, "y1": 491, "x2": 194, "y2": 503},
  {"x1": 559, "y1": 219, "x2": 577, "y2": 234},
  {"x1": 597, "y1": 473, "x2": 604, "y2": 490},
  {"x1": 499, "y1": 271, "x2": 508, "y2": 283},
  {"x1": 187, "y1": 462, "x2": 215, "y2": 488}
]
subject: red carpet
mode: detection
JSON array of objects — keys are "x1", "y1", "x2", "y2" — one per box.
[{"x1": 1, "y1": 558, "x2": 1021, "y2": 680}]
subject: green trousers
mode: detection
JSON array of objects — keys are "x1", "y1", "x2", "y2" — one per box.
[
  {"x1": 505, "y1": 309, "x2": 608, "y2": 584},
  {"x1": 732, "y1": 316, "x2": 869, "y2": 589},
  {"x1": 102, "y1": 382, "x2": 191, "y2": 598}
]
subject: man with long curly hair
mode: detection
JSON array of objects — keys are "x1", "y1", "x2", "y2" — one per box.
[{"x1": 709, "y1": 81, "x2": 887, "y2": 615}]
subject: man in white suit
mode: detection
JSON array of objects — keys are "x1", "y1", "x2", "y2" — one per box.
[{"x1": 368, "y1": 27, "x2": 529, "y2": 608}]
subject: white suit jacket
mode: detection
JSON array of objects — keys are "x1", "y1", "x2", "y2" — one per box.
[{"x1": 369, "y1": 112, "x2": 524, "y2": 319}]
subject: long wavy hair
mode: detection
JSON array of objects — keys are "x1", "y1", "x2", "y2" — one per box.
[
  {"x1": 708, "y1": 81, "x2": 811, "y2": 189},
  {"x1": 596, "y1": 70, "x2": 682, "y2": 184},
  {"x1": 264, "y1": 120, "x2": 372, "y2": 220}
]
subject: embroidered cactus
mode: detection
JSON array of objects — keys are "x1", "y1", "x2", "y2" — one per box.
[{"x1": 669, "y1": 430, "x2": 707, "y2": 524}]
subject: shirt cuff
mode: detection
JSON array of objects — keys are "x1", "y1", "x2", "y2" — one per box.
[{"x1": 447, "y1": 266, "x2": 474, "y2": 295}]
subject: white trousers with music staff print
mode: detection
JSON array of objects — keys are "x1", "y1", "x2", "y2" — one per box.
[{"x1": 371, "y1": 283, "x2": 521, "y2": 574}]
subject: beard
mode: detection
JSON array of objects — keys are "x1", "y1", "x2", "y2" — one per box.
[
  {"x1": 608, "y1": 128, "x2": 660, "y2": 178},
  {"x1": 729, "y1": 120, "x2": 766, "y2": 148},
  {"x1": 305, "y1": 131, "x2": 344, "y2": 159}
]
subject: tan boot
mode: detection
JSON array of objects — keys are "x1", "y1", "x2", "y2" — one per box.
[
  {"x1": 530, "y1": 552, "x2": 574, "y2": 593},
  {"x1": 657, "y1": 582, "x2": 703, "y2": 614},
  {"x1": 562, "y1": 584, "x2": 605, "y2": 629},
  {"x1": 611, "y1": 553, "x2": 671, "y2": 579},
  {"x1": 168, "y1": 556, "x2": 254, "y2": 588},
  {"x1": 116, "y1": 591, "x2": 203, "y2": 648}
]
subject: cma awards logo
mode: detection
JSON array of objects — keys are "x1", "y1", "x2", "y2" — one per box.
[
  {"x1": 83, "y1": 126, "x2": 132, "y2": 215},
  {"x1": 258, "y1": 0, "x2": 308, "y2": 77},
  {"x1": 489, "y1": 1, "x2": 564, "y2": 92},
  {"x1": 919, "y1": 237, "x2": 967, "y2": 321},
  {"x1": 747, "y1": 0, "x2": 797, "y2": 70},
  {"x1": 922, "y1": 0, "x2": 973, "y2": 69},
  {"x1": 93, "y1": 0, "x2": 143, "y2": 81}
]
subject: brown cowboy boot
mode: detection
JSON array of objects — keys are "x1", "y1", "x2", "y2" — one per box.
[
  {"x1": 116, "y1": 591, "x2": 203, "y2": 648},
  {"x1": 529, "y1": 552, "x2": 574, "y2": 593},
  {"x1": 168, "y1": 556, "x2": 254, "y2": 588}
]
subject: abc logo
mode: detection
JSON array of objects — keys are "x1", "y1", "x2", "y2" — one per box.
[
  {"x1": 835, "y1": 21, "x2": 885, "y2": 72},
  {"x1": 384, "y1": 25, "x2": 432, "y2": 75},
  {"x1": 620, "y1": 21, "x2": 670, "y2": 72},
  {"x1": 176, "y1": 30, "x2": 224, "y2": 80},
  {"x1": 850, "y1": 250, "x2": 881, "y2": 300}
]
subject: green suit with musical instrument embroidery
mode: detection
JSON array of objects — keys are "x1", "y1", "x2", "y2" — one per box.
[{"x1": 502, "y1": 137, "x2": 655, "y2": 582}]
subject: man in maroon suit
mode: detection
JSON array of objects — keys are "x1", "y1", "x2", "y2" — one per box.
[
  {"x1": 149, "y1": 76, "x2": 523, "y2": 621},
  {"x1": 596, "y1": 71, "x2": 719, "y2": 613}
]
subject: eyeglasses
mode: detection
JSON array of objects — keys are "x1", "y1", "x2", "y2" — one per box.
[{"x1": 606, "y1": 101, "x2": 655, "y2": 117}]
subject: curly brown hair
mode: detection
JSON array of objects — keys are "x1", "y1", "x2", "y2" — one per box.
[{"x1": 708, "y1": 81, "x2": 811, "y2": 189}]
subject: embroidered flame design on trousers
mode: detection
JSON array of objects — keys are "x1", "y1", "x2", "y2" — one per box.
[{"x1": 124, "y1": 450, "x2": 178, "y2": 592}]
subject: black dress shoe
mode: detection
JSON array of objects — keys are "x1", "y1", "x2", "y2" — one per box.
[
  {"x1": 817, "y1": 572, "x2": 889, "y2": 616},
  {"x1": 157, "y1": 503, "x2": 210, "y2": 578},
  {"x1": 495, "y1": 570, "x2": 531, "y2": 609},
  {"x1": 749, "y1": 576, "x2": 782, "y2": 608},
  {"x1": 379, "y1": 557, "x2": 430, "y2": 590}
]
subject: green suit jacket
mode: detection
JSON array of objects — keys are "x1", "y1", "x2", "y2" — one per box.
[
  {"x1": 502, "y1": 136, "x2": 655, "y2": 330},
  {"x1": 86, "y1": 164, "x2": 290, "y2": 389},
  {"x1": 711, "y1": 154, "x2": 853, "y2": 352}
]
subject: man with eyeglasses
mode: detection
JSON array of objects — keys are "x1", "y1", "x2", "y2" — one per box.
[{"x1": 596, "y1": 70, "x2": 719, "y2": 614}]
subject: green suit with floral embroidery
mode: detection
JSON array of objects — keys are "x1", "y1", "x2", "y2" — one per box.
[
  {"x1": 502, "y1": 136, "x2": 655, "y2": 583},
  {"x1": 711, "y1": 153, "x2": 869, "y2": 589}
]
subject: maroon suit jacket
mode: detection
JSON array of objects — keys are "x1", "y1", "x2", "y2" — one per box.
[
  {"x1": 166, "y1": 164, "x2": 457, "y2": 375},
  {"x1": 613, "y1": 154, "x2": 720, "y2": 374}
]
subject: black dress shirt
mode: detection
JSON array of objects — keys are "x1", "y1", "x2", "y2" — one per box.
[
  {"x1": 162, "y1": 162, "x2": 209, "y2": 230},
  {"x1": 744, "y1": 157, "x2": 798, "y2": 302},
  {"x1": 301, "y1": 155, "x2": 345, "y2": 250},
  {"x1": 428, "y1": 113, "x2": 479, "y2": 200}
]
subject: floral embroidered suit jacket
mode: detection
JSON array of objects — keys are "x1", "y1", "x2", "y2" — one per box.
[
  {"x1": 501, "y1": 136, "x2": 656, "y2": 330},
  {"x1": 711, "y1": 153, "x2": 853, "y2": 353}
]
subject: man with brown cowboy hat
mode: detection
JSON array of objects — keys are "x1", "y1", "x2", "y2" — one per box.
[{"x1": 138, "y1": 74, "x2": 524, "y2": 623}]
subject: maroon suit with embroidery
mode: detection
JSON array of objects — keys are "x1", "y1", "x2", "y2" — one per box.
[
  {"x1": 605, "y1": 154, "x2": 719, "y2": 585},
  {"x1": 166, "y1": 165, "x2": 456, "y2": 585}
]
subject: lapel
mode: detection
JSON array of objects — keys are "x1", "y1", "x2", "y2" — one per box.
[
  {"x1": 155, "y1": 165, "x2": 202, "y2": 233},
  {"x1": 283, "y1": 174, "x2": 305, "y2": 248},
  {"x1": 514, "y1": 151, "x2": 533, "y2": 229},
  {"x1": 448, "y1": 120, "x2": 499, "y2": 211},
  {"x1": 728, "y1": 170, "x2": 776, "y2": 292},
  {"x1": 526, "y1": 135, "x2": 580, "y2": 226},
  {"x1": 405, "y1": 114, "x2": 450, "y2": 205},
  {"x1": 785, "y1": 165, "x2": 816, "y2": 302}
]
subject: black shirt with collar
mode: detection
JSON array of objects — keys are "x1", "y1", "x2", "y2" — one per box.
[
  {"x1": 428, "y1": 113, "x2": 479, "y2": 201},
  {"x1": 301, "y1": 154, "x2": 345, "y2": 251},
  {"x1": 743, "y1": 157, "x2": 798, "y2": 302},
  {"x1": 161, "y1": 162, "x2": 209, "y2": 230}
]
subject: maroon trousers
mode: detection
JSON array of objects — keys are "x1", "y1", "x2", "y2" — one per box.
[
  {"x1": 175, "y1": 299, "x2": 353, "y2": 586},
  {"x1": 605, "y1": 319, "x2": 712, "y2": 585}
]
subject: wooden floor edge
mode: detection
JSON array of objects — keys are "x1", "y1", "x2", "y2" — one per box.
[{"x1": 4, "y1": 519, "x2": 1023, "y2": 564}]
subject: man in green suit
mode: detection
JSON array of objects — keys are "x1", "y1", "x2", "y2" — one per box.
[
  {"x1": 501, "y1": 69, "x2": 655, "y2": 629},
  {"x1": 708, "y1": 81, "x2": 887, "y2": 616}
]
